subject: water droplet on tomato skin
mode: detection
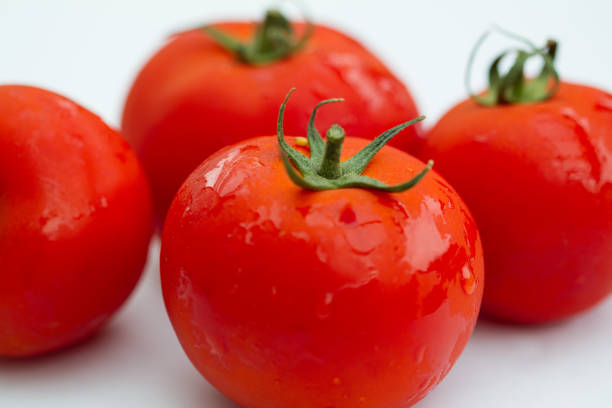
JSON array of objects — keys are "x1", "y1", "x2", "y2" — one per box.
[
  {"x1": 115, "y1": 151, "x2": 127, "y2": 163},
  {"x1": 342, "y1": 220, "x2": 385, "y2": 255},
  {"x1": 417, "y1": 375, "x2": 437, "y2": 393},
  {"x1": 321, "y1": 52, "x2": 389, "y2": 112},
  {"x1": 460, "y1": 264, "x2": 477, "y2": 295},
  {"x1": 310, "y1": 82, "x2": 331, "y2": 101},
  {"x1": 296, "y1": 205, "x2": 311, "y2": 218},
  {"x1": 339, "y1": 204, "x2": 356, "y2": 224},
  {"x1": 595, "y1": 94, "x2": 612, "y2": 113},
  {"x1": 176, "y1": 268, "x2": 193, "y2": 303},
  {"x1": 239, "y1": 144, "x2": 260, "y2": 153},
  {"x1": 414, "y1": 345, "x2": 427, "y2": 364},
  {"x1": 316, "y1": 292, "x2": 334, "y2": 319}
]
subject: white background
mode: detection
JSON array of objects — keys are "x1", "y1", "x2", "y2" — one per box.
[{"x1": 2, "y1": 1, "x2": 612, "y2": 407}]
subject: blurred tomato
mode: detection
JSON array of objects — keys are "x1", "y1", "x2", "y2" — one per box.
[
  {"x1": 423, "y1": 35, "x2": 612, "y2": 323},
  {"x1": 122, "y1": 10, "x2": 422, "y2": 223},
  {"x1": 0, "y1": 85, "x2": 153, "y2": 357}
]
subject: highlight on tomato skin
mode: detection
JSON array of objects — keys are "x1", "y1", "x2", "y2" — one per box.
[
  {"x1": 160, "y1": 93, "x2": 484, "y2": 408},
  {"x1": 421, "y1": 30, "x2": 612, "y2": 324},
  {"x1": 121, "y1": 9, "x2": 423, "y2": 225},
  {"x1": 0, "y1": 85, "x2": 154, "y2": 357}
]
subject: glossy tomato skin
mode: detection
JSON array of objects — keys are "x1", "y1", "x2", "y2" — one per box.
[
  {"x1": 161, "y1": 136, "x2": 483, "y2": 408},
  {"x1": 422, "y1": 82, "x2": 612, "y2": 324},
  {"x1": 122, "y1": 22, "x2": 422, "y2": 223},
  {"x1": 0, "y1": 85, "x2": 153, "y2": 357}
]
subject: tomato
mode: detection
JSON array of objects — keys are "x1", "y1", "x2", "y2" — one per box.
[
  {"x1": 122, "y1": 10, "x2": 422, "y2": 224},
  {"x1": 160, "y1": 92, "x2": 483, "y2": 407},
  {"x1": 0, "y1": 85, "x2": 153, "y2": 357},
  {"x1": 422, "y1": 34, "x2": 612, "y2": 323}
]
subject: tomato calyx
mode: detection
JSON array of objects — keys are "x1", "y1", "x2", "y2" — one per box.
[
  {"x1": 466, "y1": 27, "x2": 560, "y2": 106},
  {"x1": 278, "y1": 89, "x2": 433, "y2": 192},
  {"x1": 202, "y1": 9, "x2": 313, "y2": 65}
]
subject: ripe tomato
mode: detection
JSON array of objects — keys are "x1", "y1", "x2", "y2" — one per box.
[
  {"x1": 0, "y1": 85, "x2": 153, "y2": 357},
  {"x1": 422, "y1": 34, "x2": 612, "y2": 323},
  {"x1": 161, "y1": 92, "x2": 483, "y2": 407},
  {"x1": 122, "y1": 10, "x2": 422, "y2": 224}
]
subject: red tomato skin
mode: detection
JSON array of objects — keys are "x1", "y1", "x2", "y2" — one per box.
[
  {"x1": 0, "y1": 85, "x2": 153, "y2": 357},
  {"x1": 422, "y1": 82, "x2": 612, "y2": 324},
  {"x1": 161, "y1": 136, "x2": 483, "y2": 408},
  {"x1": 122, "y1": 22, "x2": 422, "y2": 223}
]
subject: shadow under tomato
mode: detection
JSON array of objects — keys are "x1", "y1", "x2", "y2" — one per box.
[
  {"x1": 206, "y1": 390, "x2": 243, "y2": 408},
  {"x1": 0, "y1": 322, "x2": 123, "y2": 380},
  {"x1": 168, "y1": 362, "x2": 243, "y2": 408},
  {"x1": 415, "y1": 297, "x2": 612, "y2": 407}
]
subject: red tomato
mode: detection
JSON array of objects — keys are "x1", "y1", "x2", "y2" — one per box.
[
  {"x1": 0, "y1": 85, "x2": 153, "y2": 357},
  {"x1": 423, "y1": 81, "x2": 612, "y2": 323},
  {"x1": 122, "y1": 11, "x2": 422, "y2": 223},
  {"x1": 160, "y1": 94, "x2": 483, "y2": 407}
]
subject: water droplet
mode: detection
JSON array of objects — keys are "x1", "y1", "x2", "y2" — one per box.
[
  {"x1": 414, "y1": 345, "x2": 426, "y2": 364},
  {"x1": 115, "y1": 152, "x2": 127, "y2": 163},
  {"x1": 68, "y1": 132, "x2": 85, "y2": 148},
  {"x1": 203, "y1": 148, "x2": 239, "y2": 189},
  {"x1": 39, "y1": 215, "x2": 49, "y2": 227},
  {"x1": 310, "y1": 82, "x2": 331, "y2": 100},
  {"x1": 402, "y1": 198, "x2": 451, "y2": 271},
  {"x1": 271, "y1": 286, "x2": 277, "y2": 296},
  {"x1": 239, "y1": 145, "x2": 260, "y2": 153},
  {"x1": 461, "y1": 264, "x2": 476, "y2": 295},
  {"x1": 56, "y1": 98, "x2": 79, "y2": 116},
  {"x1": 296, "y1": 205, "x2": 311, "y2": 217},
  {"x1": 343, "y1": 221, "x2": 385, "y2": 255},
  {"x1": 99, "y1": 196, "x2": 108, "y2": 208},
  {"x1": 316, "y1": 245, "x2": 328, "y2": 263},
  {"x1": 332, "y1": 377, "x2": 341, "y2": 385},
  {"x1": 177, "y1": 268, "x2": 192, "y2": 302},
  {"x1": 595, "y1": 94, "x2": 612, "y2": 113},
  {"x1": 322, "y1": 53, "x2": 387, "y2": 111},
  {"x1": 339, "y1": 204, "x2": 356, "y2": 224},
  {"x1": 316, "y1": 292, "x2": 334, "y2": 319},
  {"x1": 418, "y1": 375, "x2": 436, "y2": 393}
]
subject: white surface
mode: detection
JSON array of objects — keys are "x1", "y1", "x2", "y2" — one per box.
[{"x1": 2, "y1": 1, "x2": 612, "y2": 407}]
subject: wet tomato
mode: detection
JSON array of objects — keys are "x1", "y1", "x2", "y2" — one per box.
[
  {"x1": 161, "y1": 92, "x2": 483, "y2": 407},
  {"x1": 122, "y1": 10, "x2": 422, "y2": 223},
  {"x1": 0, "y1": 85, "x2": 153, "y2": 357},
  {"x1": 422, "y1": 34, "x2": 612, "y2": 323}
]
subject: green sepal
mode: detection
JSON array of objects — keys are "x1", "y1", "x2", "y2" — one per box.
[
  {"x1": 202, "y1": 9, "x2": 313, "y2": 65},
  {"x1": 466, "y1": 27, "x2": 560, "y2": 106},
  {"x1": 307, "y1": 98, "x2": 344, "y2": 167},
  {"x1": 277, "y1": 89, "x2": 432, "y2": 193}
]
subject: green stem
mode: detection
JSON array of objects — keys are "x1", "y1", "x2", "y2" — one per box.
[
  {"x1": 466, "y1": 27, "x2": 560, "y2": 106},
  {"x1": 277, "y1": 89, "x2": 432, "y2": 192},
  {"x1": 202, "y1": 8, "x2": 312, "y2": 65},
  {"x1": 318, "y1": 125, "x2": 345, "y2": 179}
]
